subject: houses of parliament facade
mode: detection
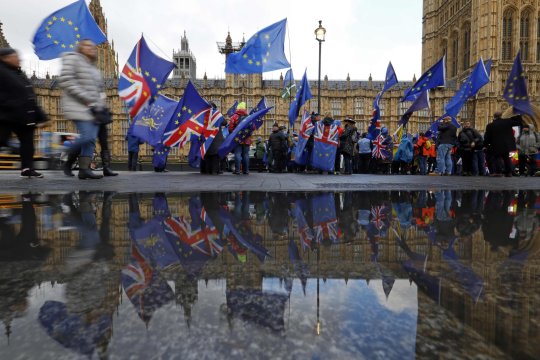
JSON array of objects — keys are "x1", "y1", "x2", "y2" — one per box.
[{"x1": 1, "y1": 0, "x2": 539, "y2": 162}]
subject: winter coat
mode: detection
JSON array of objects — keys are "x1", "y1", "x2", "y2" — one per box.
[
  {"x1": 255, "y1": 142, "x2": 266, "y2": 159},
  {"x1": 126, "y1": 134, "x2": 143, "y2": 153},
  {"x1": 268, "y1": 129, "x2": 288, "y2": 153},
  {"x1": 228, "y1": 109, "x2": 252, "y2": 145},
  {"x1": 205, "y1": 126, "x2": 225, "y2": 156},
  {"x1": 0, "y1": 61, "x2": 47, "y2": 126},
  {"x1": 358, "y1": 137, "x2": 372, "y2": 154},
  {"x1": 394, "y1": 136, "x2": 414, "y2": 163},
  {"x1": 340, "y1": 125, "x2": 358, "y2": 155},
  {"x1": 484, "y1": 116, "x2": 523, "y2": 156},
  {"x1": 437, "y1": 122, "x2": 458, "y2": 146},
  {"x1": 517, "y1": 128, "x2": 539, "y2": 155},
  {"x1": 458, "y1": 127, "x2": 483, "y2": 151},
  {"x1": 415, "y1": 136, "x2": 430, "y2": 156},
  {"x1": 58, "y1": 52, "x2": 106, "y2": 121}
]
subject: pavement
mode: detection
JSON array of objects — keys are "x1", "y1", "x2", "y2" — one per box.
[{"x1": 0, "y1": 170, "x2": 539, "y2": 193}]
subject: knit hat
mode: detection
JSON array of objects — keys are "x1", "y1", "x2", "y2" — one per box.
[
  {"x1": 0, "y1": 48, "x2": 16, "y2": 57},
  {"x1": 237, "y1": 102, "x2": 247, "y2": 110}
]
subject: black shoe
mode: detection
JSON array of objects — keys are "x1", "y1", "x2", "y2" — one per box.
[
  {"x1": 20, "y1": 169, "x2": 43, "y2": 178},
  {"x1": 243, "y1": 172, "x2": 249, "y2": 175},
  {"x1": 78, "y1": 169, "x2": 103, "y2": 180},
  {"x1": 233, "y1": 171, "x2": 240, "y2": 175}
]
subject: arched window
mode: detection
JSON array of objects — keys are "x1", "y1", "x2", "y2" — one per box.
[
  {"x1": 462, "y1": 23, "x2": 471, "y2": 69},
  {"x1": 502, "y1": 9, "x2": 515, "y2": 61},
  {"x1": 451, "y1": 32, "x2": 459, "y2": 76},
  {"x1": 520, "y1": 9, "x2": 532, "y2": 61}
]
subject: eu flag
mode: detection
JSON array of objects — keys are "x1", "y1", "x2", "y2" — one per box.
[
  {"x1": 227, "y1": 101, "x2": 239, "y2": 117},
  {"x1": 162, "y1": 80, "x2": 209, "y2": 149},
  {"x1": 119, "y1": 36, "x2": 175, "y2": 118},
  {"x1": 503, "y1": 51, "x2": 533, "y2": 117},
  {"x1": 250, "y1": 97, "x2": 267, "y2": 115},
  {"x1": 445, "y1": 58, "x2": 491, "y2": 118},
  {"x1": 288, "y1": 69, "x2": 312, "y2": 127},
  {"x1": 312, "y1": 194, "x2": 340, "y2": 245},
  {"x1": 281, "y1": 69, "x2": 296, "y2": 99},
  {"x1": 217, "y1": 107, "x2": 273, "y2": 159},
  {"x1": 32, "y1": 0, "x2": 106, "y2": 60},
  {"x1": 311, "y1": 121, "x2": 340, "y2": 172},
  {"x1": 402, "y1": 56, "x2": 445, "y2": 102},
  {"x1": 225, "y1": 19, "x2": 290, "y2": 74},
  {"x1": 398, "y1": 90, "x2": 430, "y2": 126},
  {"x1": 369, "y1": 62, "x2": 398, "y2": 139},
  {"x1": 130, "y1": 94, "x2": 178, "y2": 147}
]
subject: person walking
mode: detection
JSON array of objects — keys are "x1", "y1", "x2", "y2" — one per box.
[
  {"x1": 58, "y1": 39, "x2": 105, "y2": 180},
  {"x1": 0, "y1": 48, "x2": 48, "y2": 178},
  {"x1": 228, "y1": 102, "x2": 251, "y2": 174},
  {"x1": 517, "y1": 123, "x2": 539, "y2": 177},
  {"x1": 484, "y1": 111, "x2": 523, "y2": 177},
  {"x1": 433, "y1": 116, "x2": 457, "y2": 176}
]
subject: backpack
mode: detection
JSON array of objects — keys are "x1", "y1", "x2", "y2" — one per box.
[{"x1": 425, "y1": 140, "x2": 432, "y2": 150}]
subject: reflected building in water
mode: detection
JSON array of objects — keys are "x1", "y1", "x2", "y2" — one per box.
[{"x1": 0, "y1": 190, "x2": 538, "y2": 359}]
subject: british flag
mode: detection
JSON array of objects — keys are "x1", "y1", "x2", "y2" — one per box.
[
  {"x1": 162, "y1": 109, "x2": 206, "y2": 149},
  {"x1": 371, "y1": 205, "x2": 388, "y2": 231},
  {"x1": 200, "y1": 107, "x2": 224, "y2": 159},
  {"x1": 164, "y1": 216, "x2": 222, "y2": 258},
  {"x1": 372, "y1": 134, "x2": 392, "y2": 160},
  {"x1": 311, "y1": 121, "x2": 340, "y2": 171},
  {"x1": 293, "y1": 200, "x2": 314, "y2": 251},
  {"x1": 118, "y1": 36, "x2": 175, "y2": 118},
  {"x1": 299, "y1": 110, "x2": 314, "y2": 140},
  {"x1": 122, "y1": 245, "x2": 153, "y2": 302}
]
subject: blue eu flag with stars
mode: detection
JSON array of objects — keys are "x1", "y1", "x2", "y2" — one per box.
[
  {"x1": 32, "y1": 0, "x2": 107, "y2": 60},
  {"x1": 402, "y1": 56, "x2": 445, "y2": 102},
  {"x1": 288, "y1": 70, "x2": 312, "y2": 127},
  {"x1": 225, "y1": 19, "x2": 290, "y2": 74},
  {"x1": 130, "y1": 94, "x2": 178, "y2": 147},
  {"x1": 399, "y1": 90, "x2": 430, "y2": 126},
  {"x1": 504, "y1": 51, "x2": 533, "y2": 117}
]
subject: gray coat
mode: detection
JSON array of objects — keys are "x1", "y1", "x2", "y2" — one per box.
[{"x1": 58, "y1": 52, "x2": 105, "y2": 121}]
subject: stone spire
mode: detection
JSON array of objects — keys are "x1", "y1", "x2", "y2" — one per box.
[
  {"x1": 88, "y1": 0, "x2": 118, "y2": 78},
  {"x1": 0, "y1": 21, "x2": 11, "y2": 48}
]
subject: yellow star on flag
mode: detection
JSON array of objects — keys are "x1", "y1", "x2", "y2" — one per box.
[
  {"x1": 47, "y1": 34, "x2": 52, "y2": 39},
  {"x1": 60, "y1": 17, "x2": 65, "y2": 22},
  {"x1": 68, "y1": 20, "x2": 73, "y2": 25},
  {"x1": 151, "y1": 77, "x2": 157, "y2": 82}
]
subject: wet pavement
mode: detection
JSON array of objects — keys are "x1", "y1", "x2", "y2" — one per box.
[{"x1": 0, "y1": 190, "x2": 539, "y2": 359}]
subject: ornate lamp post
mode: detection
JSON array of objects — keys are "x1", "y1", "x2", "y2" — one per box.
[{"x1": 314, "y1": 20, "x2": 326, "y2": 115}]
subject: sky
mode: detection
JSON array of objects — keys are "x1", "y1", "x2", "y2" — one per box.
[{"x1": 0, "y1": 0, "x2": 423, "y2": 81}]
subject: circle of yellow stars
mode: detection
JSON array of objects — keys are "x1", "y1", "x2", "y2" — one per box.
[
  {"x1": 45, "y1": 16, "x2": 81, "y2": 50},
  {"x1": 241, "y1": 33, "x2": 272, "y2": 67}
]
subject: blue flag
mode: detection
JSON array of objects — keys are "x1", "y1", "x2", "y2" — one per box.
[
  {"x1": 294, "y1": 110, "x2": 314, "y2": 166},
  {"x1": 227, "y1": 101, "x2": 238, "y2": 117},
  {"x1": 119, "y1": 36, "x2": 175, "y2": 118},
  {"x1": 130, "y1": 94, "x2": 178, "y2": 147},
  {"x1": 445, "y1": 58, "x2": 491, "y2": 118},
  {"x1": 281, "y1": 69, "x2": 296, "y2": 99},
  {"x1": 398, "y1": 90, "x2": 430, "y2": 126},
  {"x1": 288, "y1": 70, "x2": 312, "y2": 127},
  {"x1": 162, "y1": 80, "x2": 209, "y2": 149},
  {"x1": 32, "y1": 0, "x2": 106, "y2": 60},
  {"x1": 503, "y1": 51, "x2": 533, "y2": 117},
  {"x1": 250, "y1": 97, "x2": 267, "y2": 115},
  {"x1": 225, "y1": 19, "x2": 290, "y2": 74},
  {"x1": 218, "y1": 107, "x2": 273, "y2": 158},
  {"x1": 311, "y1": 121, "x2": 340, "y2": 172},
  {"x1": 402, "y1": 56, "x2": 445, "y2": 102},
  {"x1": 312, "y1": 194, "x2": 340, "y2": 245},
  {"x1": 368, "y1": 62, "x2": 398, "y2": 140},
  {"x1": 188, "y1": 136, "x2": 202, "y2": 168}
]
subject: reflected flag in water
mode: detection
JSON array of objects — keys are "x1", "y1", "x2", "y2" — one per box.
[
  {"x1": 293, "y1": 199, "x2": 315, "y2": 251},
  {"x1": 442, "y1": 242, "x2": 484, "y2": 302},
  {"x1": 312, "y1": 194, "x2": 340, "y2": 245}
]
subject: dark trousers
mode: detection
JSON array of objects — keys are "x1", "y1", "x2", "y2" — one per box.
[
  {"x1": 519, "y1": 153, "x2": 537, "y2": 176},
  {"x1": 358, "y1": 153, "x2": 371, "y2": 174},
  {"x1": 343, "y1": 153, "x2": 352, "y2": 174},
  {"x1": 472, "y1": 150, "x2": 485, "y2": 176},
  {"x1": 205, "y1": 154, "x2": 221, "y2": 174},
  {"x1": 128, "y1": 152, "x2": 139, "y2": 171},
  {"x1": 0, "y1": 124, "x2": 35, "y2": 169},
  {"x1": 97, "y1": 124, "x2": 109, "y2": 151},
  {"x1": 489, "y1": 153, "x2": 513, "y2": 175},
  {"x1": 460, "y1": 150, "x2": 473, "y2": 174},
  {"x1": 272, "y1": 150, "x2": 286, "y2": 172}
]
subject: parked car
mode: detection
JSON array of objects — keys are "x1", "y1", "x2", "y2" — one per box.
[{"x1": 226, "y1": 147, "x2": 265, "y2": 172}]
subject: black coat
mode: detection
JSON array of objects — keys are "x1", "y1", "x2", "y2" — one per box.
[
  {"x1": 458, "y1": 127, "x2": 483, "y2": 150},
  {"x1": 437, "y1": 122, "x2": 457, "y2": 146},
  {"x1": 484, "y1": 116, "x2": 523, "y2": 155},
  {"x1": 268, "y1": 130, "x2": 288, "y2": 153},
  {"x1": 0, "y1": 61, "x2": 47, "y2": 126},
  {"x1": 206, "y1": 127, "x2": 225, "y2": 156}
]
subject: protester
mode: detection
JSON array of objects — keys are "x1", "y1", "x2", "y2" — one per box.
[
  {"x1": 357, "y1": 132, "x2": 372, "y2": 174},
  {"x1": 517, "y1": 123, "x2": 539, "y2": 177},
  {"x1": 58, "y1": 39, "x2": 106, "y2": 180},
  {"x1": 204, "y1": 119, "x2": 227, "y2": 175},
  {"x1": 268, "y1": 123, "x2": 288, "y2": 173},
  {"x1": 415, "y1": 132, "x2": 429, "y2": 175},
  {"x1": 484, "y1": 111, "x2": 523, "y2": 177},
  {"x1": 0, "y1": 48, "x2": 48, "y2": 178},
  {"x1": 392, "y1": 133, "x2": 414, "y2": 175},
  {"x1": 433, "y1": 116, "x2": 457, "y2": 176},
  {"x1": 340, "y1": 118, "x2": 358, "y2": 175},
  {"x1": 126, "y1": 133, "x2": 143, "y2": 171},
  {"x1": 254, "y1": 136, "x2": 266, "y2": 172},
  {"x1": 457, "y1": 121, "x2": 483, "y2": 176},
  {"x1": 306, "y1": 112, "x2": 321, "y2": 171},
  {"x1": 228, "y1": 102, "x2": 251, "y2": 174}
]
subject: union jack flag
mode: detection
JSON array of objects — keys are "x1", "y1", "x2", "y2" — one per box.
[
  {"x1": 201, "y1": 107, "x2": 224, "y2": 159},
  {"x1": 293, "y1": 200, "x2": 314, "y2": 251},
  {"x1": 299, "y1": 110, "x2": 314, "y2": 140},
  {"x1": 311, "y1": 121, "x2": 340, "y2": 171},
  {"x1": 371, "y1": 205, "x2": 388, "y2": 231},
  {"x1": 118, "y1": 36, "x2": 175, "y2": 118},
  {"x1": 313, "y1": 218, "x2": 339, "y2": 244},
  {"x1": 122, "y1": 245, "x2": 153, "y2": 302},
  {"x1": 313, "y1": 121, "x2": 340, "y2": 146},
  {"x1": 372, "y1": 134, "x2": 392, "y2": 160},
  {"x1": 312, "y1": 194, "x2": 341, "y2": 244},
  {"x1": 164, "y1": 216, "x2": 222, "y2": 258}
]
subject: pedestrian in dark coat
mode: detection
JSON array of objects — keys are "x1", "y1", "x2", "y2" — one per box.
[
  {"x1": 0, "y1": 48, "x2": 48, "y2": 178},
  {"x1": 268, "y1": 123, "x2": 288, "y2": 173},
  {"x1": 204, "y1": 120, "x2": 227, "y2": 174},
  {"x1": 126, "y1": 133, "x2": 143, "y2": 171},
  {"x1": 340, "y1": 118, "x2": 358, "y2": 174},
  {"x1": 483, "y1": 112, "x2": 523, "y2": 176}
]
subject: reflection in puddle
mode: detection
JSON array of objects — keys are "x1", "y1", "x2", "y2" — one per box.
[{"x1": 0, "y1": 190, "x2": 538, "y2": 359}]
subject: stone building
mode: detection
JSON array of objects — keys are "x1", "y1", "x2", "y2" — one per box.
[
  {"x1": 422, "y1": 0, "x2": 540, "y2": 130},
  {"x1": 0, "y1": 21, "x2": 10, "y2": 48},
  {"x1": 172, "y1": 31, "x2": 197, "y2": 79}
]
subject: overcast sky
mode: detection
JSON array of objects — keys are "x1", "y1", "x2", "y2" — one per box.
[{"x1": 0, "y1": 0, "x2": 423, "y2": 81}]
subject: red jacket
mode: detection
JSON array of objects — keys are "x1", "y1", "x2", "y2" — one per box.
[{"x1": 228, "y1": 109, "x2": 252, "y2": 145}]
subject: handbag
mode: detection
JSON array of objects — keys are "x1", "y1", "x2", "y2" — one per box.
[{"x1": 91, "y1": 107, "x2": 113, "y2": 125}]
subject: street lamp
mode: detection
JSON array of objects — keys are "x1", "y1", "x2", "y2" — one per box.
[{"x1": 314, "y1": 20, "x2": 326, "y2": 115}]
